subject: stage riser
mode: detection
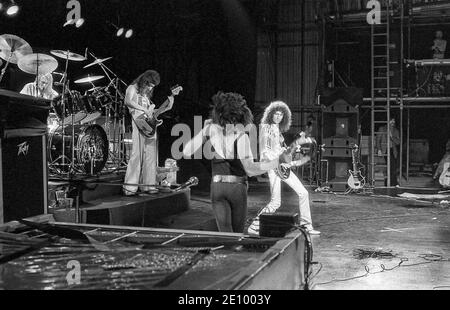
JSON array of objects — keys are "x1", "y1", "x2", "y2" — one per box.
[
  {"x1": 52, "y1": 190, "x2": 191, "y2": 227},
  {"x1": 81, "y1": 181, "x2": 123, "y2": 202}
]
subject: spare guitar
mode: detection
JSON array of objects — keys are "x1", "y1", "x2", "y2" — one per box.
[
  {"x1": 347, "y1": 144, "x2": 365, "y2": 190},
  {"x1": 439, "y1": 162, "x2": 450, "y2": 188},
  {"x1": 131, "y1": 85, "x2": 183, "y2": 138}
]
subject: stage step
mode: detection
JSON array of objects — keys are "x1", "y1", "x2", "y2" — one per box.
[{"x1": 52, "y1": 189, "x2": 191, "y2": 227}]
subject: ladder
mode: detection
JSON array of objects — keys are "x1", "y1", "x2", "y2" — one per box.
[{"x1": 370, "y1": 0, "x2": 393, "y2": 187}]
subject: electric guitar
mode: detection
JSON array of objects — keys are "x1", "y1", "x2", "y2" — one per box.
[
  {"x1": 347, "y1": 144, "x2": 365, "y2": 190},
  {"x1": 439, "y1": 162, "x2": 450, "y2": 188},
  {"x1": 130, "y1": 85, "x2": 183, "y2": 138},
  {"x1": 275, "y1": 133, "x2": 317, "y2": 180}
]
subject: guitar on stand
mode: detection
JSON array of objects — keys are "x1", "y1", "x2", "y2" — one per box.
[
  {"x1": 131, "y1": 85, "x2": 183, "y2": 138},
  {"x1": 439, "y1": 162, "x2": 450, "y2": 188},
  {"x1": 347, "y1": 144, "x2": 365, "y2": 190}
]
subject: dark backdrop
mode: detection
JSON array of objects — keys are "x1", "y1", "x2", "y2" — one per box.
[{"x1": 0, "y1": 0, "x2": 257, "y2": 185}]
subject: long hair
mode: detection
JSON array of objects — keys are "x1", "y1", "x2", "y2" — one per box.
[
  {"x1": 211, "y1": 91, "x2": 253, "y2": 127},
  {"x1": 260, "y1": 100, "x2": 292, "y2": 133},
  {"x1": 36, "y1": 73, "x2": 55, "y2": 99},
  {"x1": 132, "y1": 70, "x2": 160, "y2": 98}
]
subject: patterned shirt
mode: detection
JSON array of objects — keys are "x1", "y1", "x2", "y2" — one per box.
[{"x1": 260, "y1": 124, "x2": 285, "y2": 161}]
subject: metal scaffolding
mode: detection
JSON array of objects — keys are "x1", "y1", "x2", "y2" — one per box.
[{"x1": 323, "y1": 0, "x2": 450, "y2": 187}]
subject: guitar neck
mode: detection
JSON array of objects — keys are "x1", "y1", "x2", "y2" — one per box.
[
  {"x1": 352, "y1": 149, "x2": 358, "y2": 172},
  {"x1": 152, "y1": 99, "x2": 169, "y2": 117}
]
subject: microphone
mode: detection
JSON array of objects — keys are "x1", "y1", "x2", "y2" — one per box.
[
  {"x1": 174, "y1": 177, "x2": 198, "y2": 192},
  {"x1": 84, "y1": 47, "x2": 88, "y2": 59}
]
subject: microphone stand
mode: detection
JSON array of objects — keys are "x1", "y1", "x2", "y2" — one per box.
[
  {"x1": 0, "y1": 52, "x2": 12, "y2": 84},
  {"x1": 60, "y1": 53, "x2": 70, "y2": 175}
]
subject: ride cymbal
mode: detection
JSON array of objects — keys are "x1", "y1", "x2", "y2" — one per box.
[
  {"x1": 18, "y1": 53, "x2": 58, "y2": 75},
  {"x1": 83, "y1": 57, "x2": 112, "y2": 68},
  {"x1": 74, "y1": 75, "x2": 104, "y2": 84},
  {"x1": 50, "y1": 50, "x2": 86, "y2": 61}
]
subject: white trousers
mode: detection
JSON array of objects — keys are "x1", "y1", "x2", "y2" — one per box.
[
  {"x1": 123, "y1": 121, "x2": 157, "y2": 194},
  {"x1": 262, "y1": 169, "x2": 313, "y2": 229}
]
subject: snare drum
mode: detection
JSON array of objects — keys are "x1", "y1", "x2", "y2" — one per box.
[
  {"x1": 53, "y1": 91, "x2": 87, "y2": 125},
  {"x1": 79, "y1": 94, "x2": 103, "y2": 124}
]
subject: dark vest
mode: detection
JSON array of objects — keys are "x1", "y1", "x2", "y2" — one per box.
[{"x1": 210, "y1": 133, "x2": 247, "y2": 178}]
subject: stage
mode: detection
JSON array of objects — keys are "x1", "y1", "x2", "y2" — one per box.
[
  {"x1": 1, "y1": 171, "x2": 450, "y2": 290},
  {"x1": 128, "y1": 181, "x2": 450, "y2": 290}
]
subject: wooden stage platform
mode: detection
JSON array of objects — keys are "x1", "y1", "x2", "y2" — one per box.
[{"x1": 47, "y1": 172, "x2": 191, "y2": 227}]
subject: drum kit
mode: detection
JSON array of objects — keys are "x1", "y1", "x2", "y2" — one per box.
[{"x1": 0, "y1": 34, "x2": 128, "y2": 176}]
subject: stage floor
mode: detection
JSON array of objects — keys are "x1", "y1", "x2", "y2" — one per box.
[{"x1": 156, "y1": 182, "x2": 450, "y2": 290}]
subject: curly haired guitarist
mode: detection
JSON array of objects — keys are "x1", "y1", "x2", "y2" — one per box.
[{"x1": 247, "y1": 100, "x2": 320, "y2": 236}]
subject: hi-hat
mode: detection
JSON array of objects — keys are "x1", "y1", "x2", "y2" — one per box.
[
  {"x1": 50, "y1": 50, "x2": 86, "y2": 61},
  {"x1": 86, "y1": 86, "x2": 103, "y2": 92},
  {"x1": 74, "y1": 75, "x2": 104, "y2": 84},
  {"x1": 83, "y1": 57, "x2": 112, "y2": 68},
  {"x1": 18, "y1": 53, "x2": 58, "y2": 75},
  {"x1": 0, "y1": 34, "x2": 33, "y2": 64}
]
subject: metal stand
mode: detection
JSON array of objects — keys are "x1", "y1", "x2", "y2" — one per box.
[
  {"x1": 87, "y1": 51, "x2": 127, "y2": 170},
  {"x1": 0, "y1": 53, "x2": 12, "y2": 84}
]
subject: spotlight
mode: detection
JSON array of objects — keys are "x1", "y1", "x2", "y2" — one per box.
[
  {"x1": 125, "y1": 29, "x2": 133, "y2": 38},
  {"x1": 75, "y1": 18, "x2": 84, "y2": 28},
  {"x1": 116, "y1": 27, "x2": 124, "y2": 37},
  {"x1": 6, "y1": 0, "x2": 19, "y2": 16}
]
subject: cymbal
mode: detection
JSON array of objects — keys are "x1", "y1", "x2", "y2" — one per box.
[
  {"x1": 83, "y1": 57, "x2": 112, "y2": 68},
  {"x1": 18, "y1": 53, "x2": 58, "y2": 75},
  {"x1": 50, "y1": 50, "x2": 86, "y2": 61},
  {"x1": 74, "y1": 75, "x2": 104, "y2": 84},
  {"x1": 0, "y1": 34, "x2": 33, "y2": 64},
  {"x1": 86, "y1": 86, "x2": 103, "y2": 92}
]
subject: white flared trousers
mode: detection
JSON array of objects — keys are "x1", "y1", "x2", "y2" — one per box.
[
  {"x1": 263, "y1": 169, "x2": 313, "y2": 229},
  {"x1": 123, "y1": 121, "x2": 157, "y2": 194}
]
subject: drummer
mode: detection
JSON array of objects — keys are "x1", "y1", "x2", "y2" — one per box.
[{"x1": 20, "y1": 73, "x2": 59, "y2": 100}]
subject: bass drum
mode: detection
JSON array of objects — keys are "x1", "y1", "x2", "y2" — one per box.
[{"x1": 48, "y1": 124, "x2": 109, "y2": 175}]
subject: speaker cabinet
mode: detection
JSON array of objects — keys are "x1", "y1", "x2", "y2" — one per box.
[
  {"x1": 260, "y1": 212, "x2": 299, "y2": 238},
  {"x1": 320, "y1": 88, "x2": 363, "y2": 108},
  {"x1": 0, "y1": 135, "x2": 48, "y2": 224},
  {"x1": 321, "y1": 88, "x2": 361, "y2": 191}
]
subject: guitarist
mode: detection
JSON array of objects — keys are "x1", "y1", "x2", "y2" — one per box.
[
  {"x1": 433, "y1": 140, "x2": 450, "y2": 187},
  {"x1": 247, "y1": 101, "x2": 320, "y2": 236},
  {"x1": 123, "y1": 70, "x2": 177, "y2": 195}
]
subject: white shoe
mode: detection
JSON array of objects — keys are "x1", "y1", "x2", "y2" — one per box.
[
  {"x1": 247, "y1": 226, "x2": 259, "y2": 236},
  {"x1": 247, "y1": 219, "x2": 260, "y2": 236},
  {"x1": 306, "y1": 228, "x2": 321, "y2": 235}
]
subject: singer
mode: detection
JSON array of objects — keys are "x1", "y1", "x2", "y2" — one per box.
[{"x1": 183, "y1": 91, "x2": 278, "y2": 233}]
